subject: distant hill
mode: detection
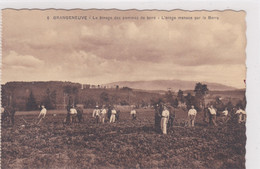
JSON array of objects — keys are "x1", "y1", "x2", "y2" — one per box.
[{"x1": 104, "y1": 80, "x2": 238, "y2": 91}]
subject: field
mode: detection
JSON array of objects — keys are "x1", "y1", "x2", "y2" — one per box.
[{"x1": 1, "y1": 108, "x2": 246, "y2": 169}]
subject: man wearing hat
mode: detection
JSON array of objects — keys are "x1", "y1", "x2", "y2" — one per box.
[{"x1": 92, "y1": 105, "x2": 101, "y2": 123}]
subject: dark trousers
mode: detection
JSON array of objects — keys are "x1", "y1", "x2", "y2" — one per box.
[
  {"x1": 132, "y1": 114, "x2": 136, "y2": 120},
  {"x1": 210, "y1": 114, "x2": 217, "y2": 126}
]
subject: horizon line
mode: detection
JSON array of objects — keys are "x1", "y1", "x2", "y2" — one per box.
[{"x1": 1, "y1": 79, "x2": 245, "y2": 90}]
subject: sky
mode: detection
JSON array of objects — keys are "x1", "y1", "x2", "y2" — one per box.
[{"x1": 2, "y1": 9, "x2": 246, "y2": 88}]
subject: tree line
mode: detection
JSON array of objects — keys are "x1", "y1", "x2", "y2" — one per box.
[
  {"x1": 152, "y1": 82, "x2": 246, "y2": 112},
  {"x1": 4, "y1": 82, "x2": 246, "y2": 111}
]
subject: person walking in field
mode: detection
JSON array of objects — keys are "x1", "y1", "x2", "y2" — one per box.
[
  {"x1": 100, "y1": 106, "x2": 107, "y2": 123},
  {"x1": 38, "y1": 105, "x2": 47, "y2": 119},
  {"x1": 208, "y1": 105, "x2": 217, "y2": 126},
  {"x1": 92, "y1": 106, "x2": 101, "y2": 123},
  {"x1": 161, "y1": 105, "x2": 170, "y2": 134},
  {"x1": 188, "y1": 105, "x2": 197, "y2": 127},
  {"x1": 110, "y1": 107, "x2": 117, "y2": 123},
  {"x1": 130, "y1": 107, "x2": 137, "y2": 120},
  {"x1": 69, "y1": 105, "x2": 77, "y2": 123},
  {"x1": 38, "y1": 105, "x2": 47, "y2": 124}
]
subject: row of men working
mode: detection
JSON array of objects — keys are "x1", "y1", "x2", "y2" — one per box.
[
  {"x1": 154, "y1": 104, "x2": 247, "y2": 135},
  {"x1": 92, "y1": 106, "x2": 137, "y2": 123}
]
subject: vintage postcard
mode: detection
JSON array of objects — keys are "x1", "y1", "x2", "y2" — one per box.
[{"x1": 1, "y1": 9, "x2": 247, "y2": 168}]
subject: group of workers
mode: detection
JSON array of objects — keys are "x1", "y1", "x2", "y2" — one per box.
[
  {"x1": 92, "y1": 105, "x2": 139, "y2": 123},
  {"x1": 36, "y1": 104, "x2": 137, "y2": 124},
  {"x1": 154, "y1": 103, "x2": 247, "y2": 135},
  {"x1": 188, "y1": 105, "x2": 247, "y2": 128},
  {"x1": 15, "y1": 102, "x2": 246, "y2": 135},
  {"x1": 92, "y1": 105, "x2": 120, "y2": 123}
]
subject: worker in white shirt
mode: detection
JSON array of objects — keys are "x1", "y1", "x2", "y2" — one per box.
[
  {"x1": 188, "y1": 105, "x2": 197, "y2": 127},
  {"x1": 161, "y1": 105, "x2": 170, "y2": 134},
  {"x1": 37, "y1": 105, "x2": 47, "y2": 124},
  {"x1": 222, "y1": 108, "x2": 228, "y2": 116},
  {"x1": 69, "y1": 105, "x2": 77, "y2": 123},
  {"x1": 92, "y1": 106, "x2": 100, "y2": 123},
  {"x1": 236, "y1": 107, "x2": 246, "y2": 123},
  {"x1": 110, "y1": 107, "x2": 117, "y2": 123},
  {"x1": 130, "y1": 108, "x2": 137, "y2": 120},
  {"x1": 221, "y1": 107, "x2": 229, "y2": 123},
  {"x1": 38, "y1": 105, "x2": 47, "y2": 119},
  {"x1": 100, "y1": 106, "x2": 107, "y2": 123},
  {"x1": 208, "y1": 105, "x2": 217, "y2": 126}
]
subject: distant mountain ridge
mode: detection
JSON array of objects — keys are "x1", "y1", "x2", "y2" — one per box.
[
  {"x1": 104, "y1": 80, "x2": 238, "y2": 91},
  {"x1": 2, "y1": 80, "x2": 239, "y2": 92}
]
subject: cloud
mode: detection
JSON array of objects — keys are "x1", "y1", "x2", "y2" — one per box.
[
  {"x1": 3, "y1": 51, "x2": 44, "y2": 68},
  {"x1": 2, "y1": 10, "x2": 246, "y2": 88}
]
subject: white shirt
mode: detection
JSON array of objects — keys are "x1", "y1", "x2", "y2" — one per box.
[
  {"x1": 162, "y1": 110, "x2": 169, "y2": 118},
  {"x1": 235, "y1": 109, "x2": 246, "y2": 114},
  {"x1": 208, "y1": 108, "x2": 217, "y2": 115},
  {"x1": 111, "y1": 109, "x2": 117, "y2": 115},
  {"x1": 70, "y1": 108, "x2": 77, "y2": 115},
  {"x1": 130, "y1": 110, "x2": 136, "y2": 115},
  {"x1": 101, "y1": 109, "x2": 107, "y2": 115},
  {"x1": 241, "y1": 110, "x2": 246, "y2": 115},
  {"x1": 188, "y1": 108, "x2": 197, "y2": 116},
  {"x1": 222, "y1": 110, "x2": 228, "y2": 116},
  {"x1": 40, "y1": 108, "x2": 47, "y2": 116},
  {"x1": 92, "y1": 109, "x2": 100, "y2": 117}
]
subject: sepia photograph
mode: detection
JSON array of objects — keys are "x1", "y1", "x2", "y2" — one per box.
[{"x1": 1, "y1": 9, "x2": 247, "y2": 168}]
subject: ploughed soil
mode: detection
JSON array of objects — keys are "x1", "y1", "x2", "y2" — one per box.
[{"x1": 1, "y1": 108, "x2": 246, "y2": 169}]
